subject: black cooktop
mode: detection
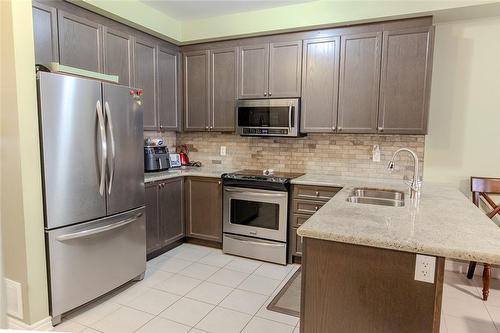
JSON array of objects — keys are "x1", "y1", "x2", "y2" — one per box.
[{"x1": 222, "y1": 170, "x2": 304, "y2": 191}]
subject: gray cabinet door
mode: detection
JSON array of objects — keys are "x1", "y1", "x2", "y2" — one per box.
[
  {"x1": 145, "y1": 182, "x2": 160, "y2": 254},
  {"x1": 378, "y1": 26, "x2": 434, "y2": 134},
  {"x1": 300, "y1": 37, "x2": 340, "y2": 133},
  {"x1": 32, "y1": 1, "x2": 59, "y2": 65},
  {"x1": 184, "y1": 50, "x2": 210, "y2": 131},
  {"x1": 134, "y1": 39, "x2": 157, "y2": 130},
  {"x1": 238, "y1": 44, "x2": 269, "y2": 99},
  {"x1": 103, "y1": 27, "x2": 134, "y2": 86},
  {"x1": 337, "y1": 32, "x2": 382, "y2": 134},
  {"x1": 210, "y1": 47, "x2": 237, "y2": 132},
  {"x1": 269, "y1": 41, "x2": 302, "y2": 98},
  {"x1": 159, "y1": 178, "x2": 184, "y2": 246},
  {"x1": 158, "y1": 47, "x2": 180, "y2": 131},
  {"x1": 58, "y1": 10, "x2": 102, "y2": 72}
]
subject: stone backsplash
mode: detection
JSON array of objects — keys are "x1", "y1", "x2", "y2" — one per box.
[{"x1": 176, "y1": 132, "x2": 425, "y2": 180}]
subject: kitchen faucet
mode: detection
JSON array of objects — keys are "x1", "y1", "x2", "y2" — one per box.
[{"x1": 387, "y1": 148, "x2": 421, "y2": 198}]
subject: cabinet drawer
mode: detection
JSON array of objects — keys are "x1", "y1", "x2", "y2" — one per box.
[
  {"x1": 291, "y1": 227, "x2": 303, "y2": 257},
  {"x1": 293, "y1": 185, "x2": 340, "y2": 202},
  {"x1": 291, "y1": 213, "x2": 311, "y2": 228},
  {"x1": 293, "y1": 199, "x2": 325, "y2": 215}
]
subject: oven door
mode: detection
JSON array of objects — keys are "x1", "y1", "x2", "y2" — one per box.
[{"x1": 223, "y1": 186, "x2": 288, "y2": 242}]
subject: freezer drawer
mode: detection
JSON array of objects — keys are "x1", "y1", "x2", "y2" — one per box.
[{"x1": 46, "y1": 207, "x2": 146, "y2": 318}]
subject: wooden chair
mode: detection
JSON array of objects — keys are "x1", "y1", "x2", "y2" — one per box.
[{"x1": 466, "y1": 176, "x2": 500, "y2": 301}]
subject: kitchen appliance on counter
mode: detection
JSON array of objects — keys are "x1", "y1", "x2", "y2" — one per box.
[
  {"x1": 37, "y1": 71, "x2": 146, "y2": 325},
  {"x1": 236, "y1": 98, "x2": 300, "y2": 137},
  {"x1": 222, "y1": 170, "x2": 302, "y2": 265},
  {"x1": 176, "y1": 144, "x2": 190, "y2": 166},
  {"x1": 144, "y1": 146, "x2": 170, "y2": 172}
]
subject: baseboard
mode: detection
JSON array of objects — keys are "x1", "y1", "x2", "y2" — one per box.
[
  {"x1": 445, "y1": 259, "x2": 500, "y2": 279},
  {"x1": 7, "y1": 315, "x2": 52, "y2": 331}
]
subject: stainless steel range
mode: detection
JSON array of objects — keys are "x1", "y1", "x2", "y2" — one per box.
[{"x1": 222, "y1": 170, "x2": 301, "y2": 265}]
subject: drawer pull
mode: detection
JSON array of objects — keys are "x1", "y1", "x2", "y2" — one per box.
[
  {"x1": 315, "y1": 191, "x2": 319, "y2": 196},
  {"x1": 315, "y1": 206, "x2": 319, "y2": 211}
]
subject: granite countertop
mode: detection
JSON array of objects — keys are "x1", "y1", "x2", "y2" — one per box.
[
  {"x1": 144, "y1": 167, "x2": 237, "y2": 183},
  {"x1": 293, "y1": 174, "x2": 500, "y2": 265}
]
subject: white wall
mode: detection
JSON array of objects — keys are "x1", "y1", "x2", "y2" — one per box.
[{"x1": 424, "y1": 16, "x2": 500, "y2": 193}]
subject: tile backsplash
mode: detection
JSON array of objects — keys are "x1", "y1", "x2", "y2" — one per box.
[{"x1": 176, "y1": 132, "x2": 425, "y2": 180}]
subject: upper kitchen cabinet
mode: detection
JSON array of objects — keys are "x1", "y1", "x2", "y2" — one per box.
[
  {"x1": 238, "y1": 41, "x2": 302, "y2": 99},
  {"x1": 378, "y1": 26, "x2": 434, "y2": 134},
  {"x1": 158, "y1": 47, "x2": 181, "y2": 131},
  {"x1": 184, "y1": 50, "x2": 210, "y2": 131},
  {"x1": 58, "y1": 10, "x2": 102, "y2": 72},
  {"x1": 210, "y1": 47, "x2": 238, "y2": 131},
  {"x1": 103, "y1": 27, "x2": 134, "y2": 86},
  {"x1": 134, "y1": 38, "x2": 157, "y2": 131},
  {"x1": 269, "y1": 41, "x2": 302, "y2": 98},
  {"x1": 239, "y1": 44, "x2": 269, "y2": 99},
  {"x1": 337, "y1": 32, "x2": 382, "y2": 133},
  {"x1": 300, "y1": 37, "x2": 340, "y2": 133},
  {"x1": 32, "y1": 1, "x2": 59, "y2": 65}
]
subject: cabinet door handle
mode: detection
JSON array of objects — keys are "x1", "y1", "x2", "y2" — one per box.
[
  {"x1": 315, "y1": 191, "x2": 319, "y2": 196},
  {"x1": 264, "y1": 92, "x2": 267, "y2": 96},
  {"x1": 269, "y1": 92, "x2": 272, "y2": 96},
  {"x1": 332, "y1": 126, "x2": 336, "y2": 131},
  {"x1": 378, "y1": 126, "x2": 384, "y2": 132},
  {"x1": 218, "y1": 181, "x2": 221, "y2": 185},
  {"x1": 315, "y1": 206, "x2": 319, "y2": 211},
  {"x1": 337, "y1": 126, "x2": 343, "y2": 132}
]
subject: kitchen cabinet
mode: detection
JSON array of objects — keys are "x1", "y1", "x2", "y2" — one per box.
[
  {"x1": 32, "y1": 1, "x2": 59, "y2": 65},
  {"x1": 185, "y1": 177, "x2": 222, "y2": 243},
  {"x1": 184, "y1": 50, "x2": 210, "y2": 131},
  {"x1": 158, "y1": 47, "x2": 181, "y2": 131},
  {"x1": 210, "y1": 47, "x2": 238, "y2": 131},
  {"x1": 58, "y1": 10, "x2": 102, "y2": 72},
  {"x1": 300, "y1": 37, "x2": 340, "y2": 133},
  {"x1": 103, "y1": 27, "x2": 134, "y2": 86},
  {"x1": 145, "y1": 178, "x2": 184, "y2": 255},
  {"x1": 134, "y1": 38, "x2": 157, "y2": 131},
  {"x1": 238, "y1": 41, "x2": 302, "y2": 99},
  {"x1": 378, "y1": 26, "x2": 434, "y2": 134},
  {"x1": 337, "y1": 32, "x2": 382, "y2": 133}
]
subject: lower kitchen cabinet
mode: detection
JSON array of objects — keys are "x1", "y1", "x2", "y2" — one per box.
[
  {"x1": 185, "y1": 177, "x2": 222, "y2": 243},
  {"x1": 145, "y1": 177, "x2": 184, "y2": 255}
]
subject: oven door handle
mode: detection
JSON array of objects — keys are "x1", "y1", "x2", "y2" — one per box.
[
  {"x1": 225, "y1": 234, "x2": 285, "y2": 247},
  {"x1": 225, "y1": 188, "x2": 287, "y2": 198}
]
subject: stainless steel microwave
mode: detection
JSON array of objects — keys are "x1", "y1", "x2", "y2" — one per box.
[{"x1": 236, "y1": 98, "x2": 300, "y2": 137}]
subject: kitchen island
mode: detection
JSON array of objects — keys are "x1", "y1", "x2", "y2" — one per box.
[{"x1": 293, "y1": 175, "x2": 500, "y2": 333}]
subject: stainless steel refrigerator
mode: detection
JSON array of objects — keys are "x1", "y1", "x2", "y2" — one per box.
[{"x1": 37, "y1": 72, "x2": 146, "y2": 325}]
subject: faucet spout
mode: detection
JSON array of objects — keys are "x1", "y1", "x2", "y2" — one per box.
[{"x1": 388, "y1": 148, "x2": 421, "y2": 198}]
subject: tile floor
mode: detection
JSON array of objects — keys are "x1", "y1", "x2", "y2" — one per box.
[{"x1": 48, "y1": 243, "x2": 499, "y2": 333}]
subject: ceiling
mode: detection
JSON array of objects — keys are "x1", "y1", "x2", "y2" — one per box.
[{"x1": 141, "y1": 0, "x2": 312, "y2": 21}]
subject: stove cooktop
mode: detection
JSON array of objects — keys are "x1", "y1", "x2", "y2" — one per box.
[{"x1": 222, "y1": 170, "x2": 304, "y2": 185}]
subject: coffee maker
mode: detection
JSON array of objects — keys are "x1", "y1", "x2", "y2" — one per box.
[{"x1": 144, "y1": 146, "x2": 170, "y2": 172}]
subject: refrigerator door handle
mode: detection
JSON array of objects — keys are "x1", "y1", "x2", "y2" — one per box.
[
  {"x1": 104, "y1": 101, "x2": 116, "y2": 195},
  {"x1": 56, "y1": 212, "x2": 143, "y2": 242},
  {"x1": 96, "y1": 100, "x2": 107, "y2": 196}
]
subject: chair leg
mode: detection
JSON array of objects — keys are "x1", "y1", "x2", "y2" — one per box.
[
  {"x1": 467, "y1": 261, "x2": 477, "y2": 279},
  {"x1": 482, "y1": 264, "x2": 491, "y2": 301}
]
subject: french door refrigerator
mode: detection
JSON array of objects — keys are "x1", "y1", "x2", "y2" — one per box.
[{"x1": 37, "y1": 72, "x2": 146, "y2": 325}]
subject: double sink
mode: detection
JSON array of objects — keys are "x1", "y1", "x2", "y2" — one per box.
[{"x1": 346, "y1": 188, "x2": 405, "y2": 207}]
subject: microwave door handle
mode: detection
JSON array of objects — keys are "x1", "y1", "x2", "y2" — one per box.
[{"x1": 288, "y1": 104, "x2": 293, "y2": 130}]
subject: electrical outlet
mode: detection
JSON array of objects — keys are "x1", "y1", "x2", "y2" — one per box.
[
  {"x1": 220, "y1": 146, "x2": 227, "y2": 156},
  {"x1": 414, "y1": 254, "x2": 436, "y2": 283},
  {"x1": 372, "y1": 144, "x2": 381, "y2": 162}
]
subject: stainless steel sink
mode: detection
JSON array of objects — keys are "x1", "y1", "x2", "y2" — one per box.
[{"x1": 346, "y1": 188, "x2": 405, "y2": 207}]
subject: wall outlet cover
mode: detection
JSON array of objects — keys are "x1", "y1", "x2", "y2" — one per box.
[
  {"x1": 414, "y1": 254, "x2": 436, "y2": 284},
  {"x1": 220, "y1": 146, "x2": 227, "y2": 156}
]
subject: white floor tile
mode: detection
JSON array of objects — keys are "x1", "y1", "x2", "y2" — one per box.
[
  {"x1": 207, "y1": 268, "x2": 250, "y2": 288},
  {"x1": 197, "y1": 253, "x2": 235, "y2": 268},
  {"x1": 486, "y1": 305, "x2": 500, "y2": 328},
  {"x1": 108, "y1": 283, "x2": 150, "y2": 305},
  {"x1": 155, "y1": 257, "x2": 193, "y2": 273},
  {"x1": 444, "y1": 314, "x2": 498, "y2": 333},
  {"x1": 253, "y1": 263, "x2": 293, "y2": 280},
  {"x1": 224, "y1": 257, "x2": 262, "y2": 274},
  {"x1": 126, "y1": 288, "x2": 180, "y2": 315},
  {"x1": 66, "y1": 300, "x2": 121, "y2": 326},
  {"x1": 186, "y1": 281, "x2": 233, "y2": 305},
  {"x1": 90, "y1": 306, "x2": 154, "y2": 333},
  {"x1": 242, "y1": 317, "x2": 295, "y2": 333},
  {"x1": 135, "y1": 317, "x2": 191, "y2": 333},
  {"x1": 442, "y1": 295, "x2": 492, "y2": 321},
  {"x1": 50, "y1": 320, "x2": 87, "y2": 332},
  {"x1": 179, "y1": 262, "x2": 220, "y2": 280},
  {"x1": 160, "y1": 297, "x2": 215, "y2": 326},
  {"x1": 189, "y1": 329, "x2": 208, "y2": 333},
  {"x1": 254, "y1": 296, "x2": 300, "y2": 327},
  {"x1": 138, "y1": 268, "x2": 174, "y2": 288},
  {"x1": 80, "y1": 328, "x2": 102, "y2": 333},
  {"x1": 172, "y1": 248, "x2": 213, "y2": 262},
  {"x1": 154, "y1": 273, "x2": 203, "y2": 296},
  {"x1": 237, "y1": 274, "x2": 282, "y2": 296},
  {"x1": 195, "y1": 307, "x2": 252, "y2": 333},
  {"x1": 219, "y1": 289, "x2": 268, "y2": 315}
]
